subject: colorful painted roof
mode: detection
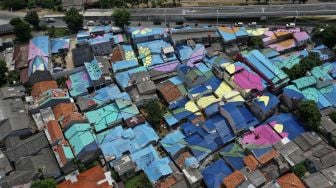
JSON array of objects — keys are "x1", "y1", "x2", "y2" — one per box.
[
  {"x1": 51, "y1": 37, "x2": 70, "y2": 54},
  {"x1": 293, "y1": 31, "x2": 310, "y2": 42},
  {"x1": 28, "y1": 36, "x2": 49, "y2": 63},
  {"x1": 67, "y1": 70, "x2": 91, "y2": 97},
  {"x1": 251, "y1": 92, "x2": 280, "y2": 113},
  {"x1": 64, "y1": 123, "x2": 97, "y2": 156},
  {"x1": 115, "y1": 67, "x2": 147, "y2": 90},
  {"x1": 220, "y1": 143, "x2": 246, "y2": 170},
  {"x1": 176, "y1": 44, "x2": 206, "y2": 66},
  {"x1": 84, "y1": 58, "x2": 103, "y2": 81},
  {"x1": 160, "y1": 130, "x2": 186, "y2": 157},
  {"x1": 268, "y1": 39, "x2": 296, "y2": 52},
  {"x1": 129, "y1": 27, "x2": 167, "y2": 38}
]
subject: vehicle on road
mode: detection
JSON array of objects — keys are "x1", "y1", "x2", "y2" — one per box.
[
  {"x1": 46, "y1": 18, "x2": 55, "y2": 23},
  {"x1": 87, "y1": 20, "x2": 95, "y2": 26},
  {"x1": 286, "y1": 23, "x2": 296, "y2": 28}
]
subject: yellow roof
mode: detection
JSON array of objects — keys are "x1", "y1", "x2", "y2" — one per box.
[
  {"x1": 246, "y1": 28, "x2": 268, "y2": 36},
  {"x1": 258, "y1": 95, "x2": 270, "y2": 106},
  {"x1": 185, "y1": 100, "x2": 202, "y2": 115},
  {"x1": 227, "y1": 95, "x2": 245, "y2": 102},
  {"x1": 196, "y1": 95, "x2": 220, "y2": 109}
]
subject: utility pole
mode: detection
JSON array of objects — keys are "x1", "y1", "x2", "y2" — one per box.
[{"x1": 216, "y1": 9, "x2": 219, "y2": 26}]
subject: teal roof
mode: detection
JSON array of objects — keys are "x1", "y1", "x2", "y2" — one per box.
[
  {"x1": 64, "y1": 123, "x2": 96, "y2": 155},
  {"x1": 84, "y1": 58, "x2": 103, "y2": 81},
  {"x1": 292, "y1": 76, "x2": 316, "y2": 90},
  {"x1": 62, "y1": 145, "x2": 75, "y2": 160}
]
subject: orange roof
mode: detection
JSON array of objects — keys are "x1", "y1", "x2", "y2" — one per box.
[
  {"x1": 257, "y1": 149, "x2": 279, "y2": 165},
  {"x1": 191, "y1": 114, "x2": 206, "y2": 124},
  {"x1": 46, "y1": 120, "x2": 64, "y2": 143},
  {"x1": 58, "y1": 165, "x2": 112, "y2": 188},
  {"x1": 110, "y1": 45, "x2": 124, "y2": 63},
  {"x1": 53, "y1": 103, "x2": 77, "y2": 120},
  {"x1": 54, "y1": 140, "x2": 72, "y2": 166},
  {"x1": 277, "y1": 173, "x2": 305, "y2": 188},
  {"x1": 243, "y1": 155, "x2": 259, "y2": 171},
  {"x1": 223, "y1": 170, "x2": 245, "y2": 188},
  {"x1": 154, "y1": 175, "x2": 177, "y2": 188},
  {"x1": 31, "y1": 80, "x2": 58, "y2": 98},
  {"x1": 61, "y1": 112, "x2": 86, "y2": 129},
  {"x1": 158, "y1": 82, "x2": 182, "y2": 103}
]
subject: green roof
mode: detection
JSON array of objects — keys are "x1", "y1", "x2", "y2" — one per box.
[{"x1": 292, "y1": 76, "x2": 316, "y2": 90}]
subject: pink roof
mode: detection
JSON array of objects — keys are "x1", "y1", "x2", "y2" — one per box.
[
  {"x1": 293, "y1": 31, "x2": 310, "y2": 42},
  {"x1": 234, "y1": 69, "x2": 264, "y2": 91},
  {"x1": 242, "y1": 124, "x2": 282, "y2": 145},
  {"x1": 267, "y1": 39, "x2": 296, "y2": 52}
]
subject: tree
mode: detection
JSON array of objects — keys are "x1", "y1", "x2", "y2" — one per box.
[
  {"x1": 4, "y1": 0, "x2": 28, "y2": 10},
  {"x1": 143, "y1": 101, "x2": 166, "y2": 128},
  {"x1": 297, "y1": 100, "x2": 321, "y2": 131},
  {"x1": 56, "y1": 76, "x2": 67, "y2": 88},
  {"x1": 9, "y1": 18, "x2": 32, "y2": 42},
  {"x1": 63, "y1": 8, "x2": 83, "y2": 33},
  {"x1": 292, "y1": 163, "x2": 307, "y2": 178},
  {"x1": 0, "y1": 60, "x2": 8, "y2": 87},
  {"x1": 249, "y1": 36, "x2": 263, "y2": 48},
  {"x1": 112, "y1": 9, "x2": 131, "y2": 29},
  {"x1": 312, "y1": 25, "x2": 336, "y2": 49},
  {"x1": 25, "y1": 11, "x2": 40, "y2": 29},
  {"x1": 283, "y1": 52, "x2": 322, "y2": 80},
  {"x1": 31, "y1": 179, "x2": 56, "y2": 188},
  {"x1": 7, "y1": 70, "x2": 20, "y2": 84}
]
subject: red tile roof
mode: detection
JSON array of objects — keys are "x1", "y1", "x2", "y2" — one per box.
[
  {"x1": 176, "y1": 151, "x2": 192, "y2": 168},
  {"x1": 257, "y1": 149, "x2": 279, "y2": 165},
  {"x1": 58, "y1": 165, "x2": 112, "y2": 188},
  {"x1": 277, "y1": 173, "x2": 305, "y2": 188},
  {"x1": 243, "y1": 155, "x2": 259, "y2": 171},
  {"x1": 223, "y1": 170, "x2": 245, "y2": 188},
  {"x1": 158, "y1": 82, "x2": 182, "y2": 103},
  {"x1": 46, "y1": 120, "x2": 64, "y2": 144},
  {"x1": 53, "y1": 140, "x2": 73, "y2": 166},
  {"x1": 31, "y1": 80, "x2": 58, "y2": 98},
  {"x1": 110, "y1": 45, "x2": 124, "y2": 63},
  {"x1": 61, "y1": 112, "x2": 87, "y2": 129},
  {"x1": 154, "y1": 175, "x2": 177, "y2": 188},
  {"x1": 124, "y1": 114, "x2": 146, "y2": 128},
  {"x1": 53, "y1": 103, "x2": 78, "y2": 120}
]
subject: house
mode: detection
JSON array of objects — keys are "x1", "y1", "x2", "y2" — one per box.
[
  {"x1": 27, "y1": 36, "x2": 50, "y2": 78},
  {"x1": 201, "y1": 159, "x2": 233, "y2": 188},
  {"x1": 222, "y1": 170, "x2": 245, "y2": 188},
  {"x1": 293, "y1": 31, "x2": 310, "y2": 47},
  {"x1": 85, "y1": 100, "x2": 139, "y2": 132},
  {"x1": 64, "y1": 123, "x2": 99, "y2": 162},
  {"x1": 0, "y1": 98, "x2": 33, "y2": 142},
  {"x1": 236, "y1": 50, "x2": 289, "y2": 91},
  {"x1": 182, "y1": 164, "x2": 203, "y2": 188},
  {"x1": 0, "y1": 85, "x2": 25, "y2": 99},
  {"x1": 217, "y1": 26, "x2": 248, "y2": 44},
  {"x1": 177, "y1": 64, "x2": 208, "y2": 88},
  {"x1": 0, "y1": 171, "x2": 34, "y2": 188},
  {"x1": 147, "y1": 60, "x2": 180, "y2": 81},
  {"x1": 52, "y1": 102, "x2": 78, "y2": 122},
  {"x1": 0, "y1": 150, "x2": 13, "y2": 176},
  {"x1": 312, "y1": 45, "x2": 336, "y2": 62},
  {"x1": 282, "y1": 86, "x2": 305, "y2": 109},
  {"x1": 305, "y1": 142, "x2": 336, "y2": 172},
  {"x1": 62, "y1": 0, "x2": 100, "y2": 9},
  {"x1": 219, "y1": 101, "x2": 259, "y2": 134},
  {"x1": 160, "y1": 130, "x2": 187, "y2": 159},
  {"x1": 52, "y1": 140, "x2": 76, "y2": 174},
  {"x1": 51, "y1": 37, "x2": 70, "y2": 54},
  {"x1": 89, "y1": 36, "x2": 113, "y2": 56},
  {"x1": 220, "y1": 143, "x2": 246, "y2": 170},
  {"x1": 31, "y1": 80, "x2": 58, "y2": 99},
  {"x1": 97, "y1": 123, "x2": 159, "y2": 162},
  {"x1": 5, "y1": 132, "x2": 49, "y2": 162},
  {"x1": 276, "y1": 173, "x2": 305, "y2": 188},
  {"x1": 302, "y1": 172, "x2": 333, "y2": 188},
  {"x1": 248, "y1": 93, "x2": 280, "y2": 121},
  {"x1": 90, "y1": 25, "x2": 112, "y2": 35},
  {"x1": 111, "y1": 155, "x2": 136, "y2": 181},
  {"x1": 273, "y1": 139, "x2": 306, "y2": 166},
  {"x1": 294, "y1": 132, "x2": 323, "y2": 152},
  {"x1": 72, "y1": 44, "x2": 94, "y2": 67},
  {"x1": 175, "y1": 43, "x2": 206, "y2": 65},
  {"x1": 58, "y1": 165, "x2": 114, "y2": 188},
  {"x1": 15, "y1": 148, "x2": 61, "y2": 178},
  {"x1": 45, "y1": 120, "x2": 64, "y2": 145},
  {"x1": 320, "y1": 165, "x2": 336, "y2": 185},
  {"x1": 112, "y1": 59, "x2": 139, "y2": 73},
  {"x1": 246, "y1": 169, "x2": 267, "y2": 187},
  {"x1": 170, "y1": 27, "x2": 220, "y2": 46},
  {"x1": 128, "y1": 27, "x2": 168, "y2": 44},
  {"x1": 157, "y1": 77, "x2": 187, "y2": 105},
  {"x1": 320, "y1": 116, "x2": 336, "y2": 134},
  {"x1": 154, "y1": 173, "x2": 189, "y2": 188},
  {"x1": 131, "y1": 145, "x2": 173, "y2": 183},
  {"x1": 13, "y1": 44, "x2": 29, "y2": 70}
]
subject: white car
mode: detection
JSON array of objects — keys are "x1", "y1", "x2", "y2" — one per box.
[
  {"x1": 46, "y1": 18, "x2": 55, "y2": 23},
  {"x1": 234, "y1": 22, "x2": 244, "y2": 27},
  {"x1": 286, "y1": 23, "x2": 296, "y2": 28},
  {"x1": 87, "y1": 20, "x2": 95, "y2": 26},
  {"x1": 248, "y1": 22, "x2": 257, "y2": 27}
]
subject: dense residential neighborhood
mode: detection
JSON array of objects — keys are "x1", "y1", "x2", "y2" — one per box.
[{"x1": 1, "y1": 1, "x2": 336, "y2": 187}]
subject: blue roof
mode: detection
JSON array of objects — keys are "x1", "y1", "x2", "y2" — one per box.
[
  {"x1": 160, "y1": 130, "x2": 186, "y2": 157},
  {"x1": 129, "y1": 27, "x2": 167, "y2": 38},
  {"x1": 51, "y1": 37, "x2": 70, "y2": 54},
  {"x1": 176, "y1": 44, "x2": 206, "y2": 63},
  {"x1": 84, "y1": 58, "x2": 103, "y2": 81},
  {"x1": 98, "y1": 123, "x2": 158, "y2": 160},
  {"x1": 283, "y1": 86, "x2": 305, "y2": 100},
  {"x1": 89, "y1": 36, "x2": 110, "y2": 45},
  {"x1": 252, "y1": 92, "x2": 280, "y2": 113},
  {"x1": 144, "y1": 157, "x2": 173, "y2": 183},
  {"x1": 220, "y1": 101, "x2": 259, "y2": 132},
  {"x1": 82, "y1": 85, "x2": 130, "y2": 104},
  {"x1": 131, "y1": 145, "x2": 160, "y2": 169},
  {"x1": 185, "y1": 156, "x2": 199, "y2": 168},
  {"x1": 201, "y1": 159, "x2": 233, "y2": 188},
  {"x1": 220, "y1": 143, "x2": 245, "y2": 170},
  {"x1": 91, "y1": 25, "x2": 112, "y2": 33},
  {"x1": 112, "y1": 59, "x2": 139, "y2": 73},
  {"x1": 266, "y1": 113, "x2": 306, "y2": 140},
  {"x1": 115, "y1": 67, "x2": 148, "y2": 89}
]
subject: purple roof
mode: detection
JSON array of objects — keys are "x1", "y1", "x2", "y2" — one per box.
[{"x1": 293, "y1": 31, "x2": 310, "y2": 42}]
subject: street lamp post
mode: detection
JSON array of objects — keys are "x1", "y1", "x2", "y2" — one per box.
[{"x1": 216, "y1": 9, "x2": 219, "y2": 26}]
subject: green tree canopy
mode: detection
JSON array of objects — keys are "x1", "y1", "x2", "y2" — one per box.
[
  {"x1": 143, "y1": 100, "x2": 166, "y2": 128},
  {"x1": 63, "y1": 8, "x2": 84, "y2": 33},
  {"x1": 292, "y1": 163, "x2": 307, "y2": 178},
  {"x1": 3, "y1": 0, "x2": 28, "y2": 10},
  {"x1": 297, "y1": 100, "x2": 321, "y2": 131},
  {"x1": 248, "y1": 36, "x2": 263, "y2": 48},
  {"x1": 0, "y1": 60, "x2": 8, "y2": 87},
  {"x1": 112, "y1": 9, "x2": 131, "y2": 29},
  {"x1": 283, "y1": 52, "x2": 323, "y2": 80},
  {"x1": 25, "y1": 11, "x2": 40, "y2": 29},
  {"x1": 10, "y1": 17, "x2": 32, "y2": 43},
  {"x1": 313, "y1": 24, "x2": 336, "y2": 49},
  {"x1": 31, "y1": 178, "x2": 56, "y2": 188}
]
